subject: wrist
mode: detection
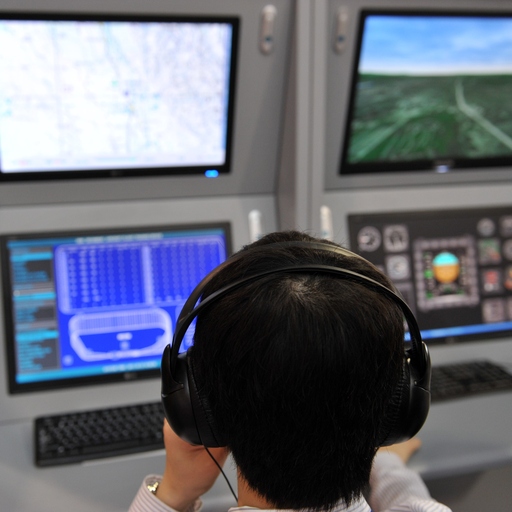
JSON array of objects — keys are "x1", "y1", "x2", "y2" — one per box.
[{"x1": 155, "y1": 478, "x2": 201, "y2": 512}]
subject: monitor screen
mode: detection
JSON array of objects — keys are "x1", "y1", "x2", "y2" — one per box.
[
  {"x1": 1, "y1": 223, "x2": 232, "y2": 393},
  {"x1": 341, "y1": 11, "x2": 512, "y2": 175},
  {"x1": 0, "y1": 12, "x2": 239, "y2": 181},
  {"x1": 348, "y1": 206, "x2": 512, "y2": 344}
]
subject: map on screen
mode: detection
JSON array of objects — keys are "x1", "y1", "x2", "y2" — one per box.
[{"x1": 0, "y1": 15, "x2": 237, "y2": 178}]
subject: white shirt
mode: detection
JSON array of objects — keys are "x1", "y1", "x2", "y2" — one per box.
[{"x1": 128, "y1": 451, "x2": 451, "y2": 512}]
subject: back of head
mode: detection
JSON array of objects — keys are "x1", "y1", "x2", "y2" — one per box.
[{"x1": 191, "y1": 231, "x2": 404, "y2": 510}]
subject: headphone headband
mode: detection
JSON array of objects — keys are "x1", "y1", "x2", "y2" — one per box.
[
  {"x1": 167, "y1": 241, "x2": 427, "y2": 392},
  {"x1": 161, "y1": 239, "x2": 431, "y2": 448},
  {"x1": 176, "y1": 241, "x2": 371, "y2": 318}
]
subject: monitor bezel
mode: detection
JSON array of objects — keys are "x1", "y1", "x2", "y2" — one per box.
[
  {"x1": 0, "y1": 11, "x2": 240, "y2": 182},
  {"x1": 340, "y1": 9, "x2": 512, "y2": 176},
  {"x1": 1, "y1": 222, "x2": 232, "y2": 394}
]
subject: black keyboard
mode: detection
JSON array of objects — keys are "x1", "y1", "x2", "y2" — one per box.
[
  {"x1": 431, "y1": 360, "x2": 512, "y2": 402},
  {"x1": 35, "y1": 401, "x2": 165, "y2": 467}
]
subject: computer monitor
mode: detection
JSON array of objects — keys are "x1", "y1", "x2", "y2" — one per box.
[
  {"x1": 348, "y1": 206, "x2": 512, "y2": 344},
  {"x1": 1, "y1": 223, "x2": 232, "y2": 393},
  {"x1": 0, "y1": 12, "x2": 239, "y2": 181},
  {"x1": 340, "y1": 10, "x2": 512, "y2": 175}
]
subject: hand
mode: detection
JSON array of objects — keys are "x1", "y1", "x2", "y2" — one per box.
[
  {"x1": 378, "y1": 437, "x2": 422, "y2": 464},
  {"x1": 156, "y1": 419, "x2": 230, "y2": 511}
]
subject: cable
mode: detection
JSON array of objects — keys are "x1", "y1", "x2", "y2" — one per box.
[{"x1": 204, "y1": 445, "x2": 238, "y2": 503}]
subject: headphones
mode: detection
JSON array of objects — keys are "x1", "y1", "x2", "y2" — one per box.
[{"x1": 161, "y1": 241, "x2": 431, "y2": 448}]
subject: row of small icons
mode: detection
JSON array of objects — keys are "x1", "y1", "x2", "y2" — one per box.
[{"x1": 248, "y1": 206, "x2": 334, "y2": 242}]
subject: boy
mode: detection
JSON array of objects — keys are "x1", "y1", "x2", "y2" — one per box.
[{"x1": 130, "y1": 231, "x2": 450, "y2": 512}]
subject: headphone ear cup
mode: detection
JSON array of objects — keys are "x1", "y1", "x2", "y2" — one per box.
[
  {"x1": 162, "y1": 351, "x2": 203, "y2": 446},
  {"x1": 187, "y1": 351, "x2": 226, "y2": 447},
  {"x1": 378, "y1": 351, "x2": 431, "y2": 447},
  {"x1": 162, "y1": 349, "x2": 226, "y2": 447}
]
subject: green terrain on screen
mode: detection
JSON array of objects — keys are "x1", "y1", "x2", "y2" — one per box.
[{"x1": 347, "y1": 74, "x2": 512, "y2": 163}]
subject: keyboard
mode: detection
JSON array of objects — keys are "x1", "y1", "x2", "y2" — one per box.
[
  {"x1": 430, "y1": 360, "x2": 512, "y2": 402},
  {"x1": 35, "y1": 401, "x2": 165, "y2": 467}
]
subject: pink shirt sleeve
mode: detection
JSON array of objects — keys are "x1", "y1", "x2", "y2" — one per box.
[{"x1": 128, "y1": 475, "x2": 203, "y2": 512}]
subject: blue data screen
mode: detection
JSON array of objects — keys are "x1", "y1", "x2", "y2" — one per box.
[{"x1": 4, "y1": 225, "x2": 230, "y2": 389}]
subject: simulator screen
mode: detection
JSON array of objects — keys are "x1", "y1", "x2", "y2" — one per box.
[
  {"x1": 348, "y1": 206, "x2": 512, "y2": 344},
  {"x1": 341, "y1": 11, "x2": 512, "y2": 174}
]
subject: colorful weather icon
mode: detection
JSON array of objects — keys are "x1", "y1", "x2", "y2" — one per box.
[{"x1": 432, "y1": 252, "x2": 460, "y2": 283}]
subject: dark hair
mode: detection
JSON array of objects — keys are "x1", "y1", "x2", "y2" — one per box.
[{"x1": 192, "y1": 231, "x2": 404, "y2": 510}]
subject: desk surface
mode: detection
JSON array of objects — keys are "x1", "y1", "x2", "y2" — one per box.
[
  {"x1": 0, "y1": 420, "x2": 238, "y2": 512},
  {"x1": 410, "y1": 392, "x2": 512, "y2": 479},
  {"x1": 1, "y1": 340, "x2": 512, "y2": 511}
]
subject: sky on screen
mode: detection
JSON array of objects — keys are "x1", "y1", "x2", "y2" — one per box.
[{"x1": 360, "y1": 15, "x2": 512, "y2": 75}]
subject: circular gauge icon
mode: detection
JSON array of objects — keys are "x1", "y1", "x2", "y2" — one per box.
[
  {"x1": 503, "y1": 239, "x2": 512, "y2": 261},
  {"x1": 500, "y1": 216, "x2": 512, "y2": 237},
  {"x1": 477, "y1": 218, "x2": 495, "y2": 237},
  {"x1": 386, "y1": 255, "x2": 410, "y2": 280},
  {"x1": 357, "y1": 226, "x2": 381, "y2": 252},
  {"x1": 384, "y1": 225, "x2": 409, "y2": 252}
]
